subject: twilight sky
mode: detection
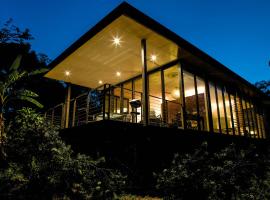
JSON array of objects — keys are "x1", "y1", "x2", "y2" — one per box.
[{"x1": 1, "y1": 0, "x2": 270, "y2": 83}]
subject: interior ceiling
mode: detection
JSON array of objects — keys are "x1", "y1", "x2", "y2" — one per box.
[{"x1": 45, "y1": 15, "x2": 178, "y2": 89}]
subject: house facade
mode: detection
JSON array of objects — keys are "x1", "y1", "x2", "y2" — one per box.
[{"x1": 45, "y1": 2, "x2": 268, "y2": 139}]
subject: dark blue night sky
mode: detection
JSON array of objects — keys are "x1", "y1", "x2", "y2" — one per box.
[{"x1": 1, "y1": 0, "x2": 270, "y2": 83}]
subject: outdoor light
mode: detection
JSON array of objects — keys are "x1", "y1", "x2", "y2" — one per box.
[
  {"x1": 250, "y1": 130, "x2": 255, "y2": 135},
  {"x1": 65, "y1": 70, "x2": 71, "y2": 76},
  {"x1": 116, "y1": 71, "x2": 121, "y2": 77},
  {"x1": 112, "y1": 35, "x2": 122, "y2": 47},
  {"x1": 98, "y1": 80, "x2": 103, "y2": 84},
  {"x1": 150, "y1": 54, "x2": 157, "y2": 62}
]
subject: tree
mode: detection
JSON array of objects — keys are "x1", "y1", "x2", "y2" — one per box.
[
  {"x1": 255, "y1": 80, "x2": 270, "y2": 96},
  {"x1": 0, "y1": 55, "x2": 47, "y2": 159}
]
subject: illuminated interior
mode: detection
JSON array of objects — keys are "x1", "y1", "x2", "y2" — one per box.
[{"x1": 45, "y1": 10, "x2": 266, "y2": 138}]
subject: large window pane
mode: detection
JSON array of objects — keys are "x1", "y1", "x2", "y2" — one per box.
[
  {"x1": 209, "y1": 83, "x2": 219, "y2": 133},
  {"x1": 148, "y1": 71, "x2": 162, "y2": 125},
  {"x1": 217, "y1": 87, "x2": 227, "y2": 134},
  {"x1": 236, "y1": 95, "x2": 245, "y2": 136},
  {"x1": 230, "y1": 94, "x2": 239, "y2": 135},
  {"x1": 134, "y1": 78, "x2": 142, "y2": 123},
  {"x1": 196, "y1": 77, "x2": 209, "y2": 131},
  {"x1": 164, "y1": 65, "x2": 182, "y2": 127},
  {"x1": 183, "y1": 71, "x2": 198, "y2": 130},
  {"x1": 224, "y1": 90, "x2": 233, "y2": 135},
  {"x1": 123, "y1": 81, "x2": 133, "y2": 114}
]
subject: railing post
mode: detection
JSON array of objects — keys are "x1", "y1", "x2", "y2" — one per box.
[
  {"x1": 61, "y1": 103, "x2": 66, "y2": 129},
  {"x1": 86, "y1": 93, "x2": 90, "y2": 123},
  {"x1": 65, "y1": 84, "x2": 71, "y2": 128},
  {"x1": 102, "y1": 84, "x2": 107, "y2": 120},
  {"x1": 72, "y1": 99, "x2": 77, "y2": 127}
]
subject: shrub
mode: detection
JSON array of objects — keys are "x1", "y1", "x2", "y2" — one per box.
[
  {"x1": 155, "y1": 142, "x2": 270, "y2": 200},
  {"x1": 0, "y1": 108, "x2": 126, "y2": 199}
]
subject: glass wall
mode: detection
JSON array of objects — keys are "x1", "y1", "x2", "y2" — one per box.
[
  {"x1": 164, "y1": 65, "x2": 182, "y2": 127},
  {"x1": 209, "y1": 83, "x2": 219, "y2": 133},
  {"x1": 217, "y1": 87, "x2": 227, "y2": 134},
  {"x1": 134, "y1": 78, "x2": 143, "y2": 123},
  {"x1": 148, "y1": 71, "x2": 162, "y2": 125},
  {"x1": 103, "y1": 61, "x2": 266, "y2": 138},
  {"x1": 196, "y1": 77, "x2": 209, "y2": 131},
  {"x1": 224, "y1": 90, "x2": 233, "y2": 135},
  {"x1": 183, "y1": 71, "x2": 198, "y2": 130}
]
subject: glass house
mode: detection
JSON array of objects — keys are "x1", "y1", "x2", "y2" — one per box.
[{"x1": 45, "y1": 2, "x2": 267, "y2": 139}]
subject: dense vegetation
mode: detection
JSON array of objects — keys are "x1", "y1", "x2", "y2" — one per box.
[
  {"x1": 155, "y1": 142, "x2": 270, "y2": 200},
  {"x1": 0, "y1": 108, "x2": 126, "y2": 199}
]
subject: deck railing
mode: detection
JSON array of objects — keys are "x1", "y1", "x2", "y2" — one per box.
[{"x1": 45, "y1": 84, "x2": 183, "y2": 129}]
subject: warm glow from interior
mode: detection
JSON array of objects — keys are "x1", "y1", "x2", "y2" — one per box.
[
  {"x1": 172, "y1": 89, "x2": 180, "y2": 98},
  {"x1": 116, "y1": 71, "x2": 121, "y2": 77},
  {"x1": 65, "y1": 70, "x2": 71, "y2": 76},
  {"x1": 98, "y1": 80, "x2": 103, "y2": 84},
  {"x1": 112, "y1": 35, "x2": 122, "y2": 47},
  {"x1": 185, "y1": 86, "x2": 205, "y2": 97}
]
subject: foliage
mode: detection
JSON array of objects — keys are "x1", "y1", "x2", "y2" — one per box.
[
  {"x1": 0, "y1": 108, "x2": 126, "y2": 199},
  {"x1": 255, "y1": 80, "x2": 270, "y2": 96},
  {"x1": 155, "y1": 142, "x2": 270, "y2": 200},
  {"x1": 0, "y1": 19, "x2": 64, "y2": 109},
  {"x1": 0, "y1": 18, "x2": 33, "y2": 44}
]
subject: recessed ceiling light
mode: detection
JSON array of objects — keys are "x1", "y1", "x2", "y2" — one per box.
[
  {"x1": 116, "y1": 71, "x2": 121, "y2": 77},
  {"x1": 112, "y1": 35, "x2": 122, "y2": 47},
  {"x1": 150, "y1": 54, "x2": 157, "y2": 62},
  {"x1": 98, "y1": 80, "x2": 103, "y2": 84},
  {"x1": 65, "y1": 70, "x2": 71, "y2": 76}
]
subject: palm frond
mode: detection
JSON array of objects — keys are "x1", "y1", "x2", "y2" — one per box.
[
  {"x1": 10, "y1": 55, "x2": 22, "y2": 71},
  {"x1": 4, "y1": 71, "x2": 26, "y2": 89},
  {"x1": 17, "y1": 89, "x2": 39, "y2": 98},
  {"x1": 16, "y1": 95, "x2": 43, "y2": 108},
  {"x1": 29, "y1": 68, "x2": 49, "y2": 76}
]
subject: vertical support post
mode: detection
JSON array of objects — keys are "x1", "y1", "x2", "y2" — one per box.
[
  {"x1": 161, "y1": 69, "x2": 167, "y2": 125},
  {"x1": 120, "y1": 84, "x2": 124, "y2": 113},
  {"x1": 131, "y1": 80, "x2": 136, "y2": 123},
  {"x1": 205, "y1": 79, "x2": 213, "y2": 132},
  {"x1": 65, "y1": 84, "x2": 71, "y2": 128},
  {"x1": 179, "y1": 61, "x2": 186, "y2": 129},
  {"x1": 234, "y1": 94, "x2": 241, "y2": 135},
  {"x1": 103, "y1": 84, "x2": 107, "y2": 120},
  {"x1": 214, "y1": 84, "x2": 222, "y2": 133},
  {"x1": 141, "y1": 39, "x2": 149, "y2": 126},
  {"x1": 222, "y1": 87, "x2": 229, "y2": 134},
  {"x1": 228, "y1": 93, "x2": 235, "y2": 135},
  {"x1": 194, "y1": 75, "x2": 201, "y2": 131}
]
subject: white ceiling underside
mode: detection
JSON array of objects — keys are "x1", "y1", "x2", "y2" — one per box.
[{"x1": 45, "y1": 15, "x2": 178, "y2": 88}]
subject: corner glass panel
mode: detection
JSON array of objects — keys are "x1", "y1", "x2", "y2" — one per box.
[
  {"x1": 183, "y1": 71, "x2": 198, "y2": 130},
  {"x1": 209, "y1": 83, "x2": 219, "y2": 133},
  {"x1": 164, "y1": 65, "x2": 182, "y2": 127}
]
